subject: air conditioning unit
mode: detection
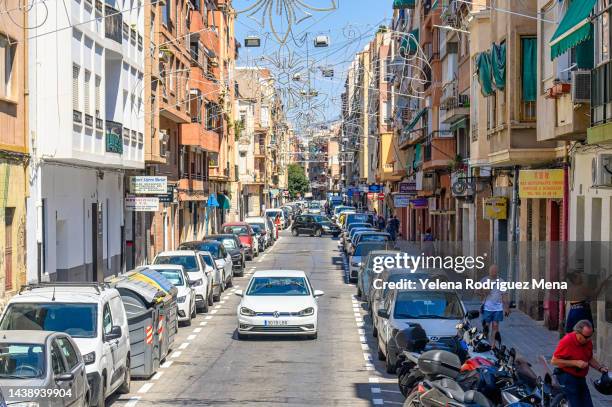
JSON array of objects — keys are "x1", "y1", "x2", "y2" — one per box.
[
  {"x1": 591, "y1": 154, "x2": 612, "y2": 187},
  {"x1": 572, "y1": 70, "x2": 591, "y2": 103}
]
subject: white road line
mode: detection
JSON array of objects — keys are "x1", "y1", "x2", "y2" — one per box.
[
  {"x1": 220, "y1": 300, "x2": 226, "y2": 304},
  {"x1": 205, "y1": 316, "x2": 213, "y2": 320},
  {"x1": 356, "y1": 322, "x2": 364, "y2": 328},
  {"x1": 199, "y1": 321, "x2": 208, "y2": 326},
  {"x1": 360, "y1": 335, "x2": 367, "y2": 343},
  {"x1": 152, "y1": 372, "x2": 163, "y2": 380},
  {"x1": 171, "y1": 351, "x2": 182, "y2": 358},
  {"x1": 179, "y1": 342, "x2": 190, "y2": 350},
  {"x1": 125, "y1": 396, "x2": 141, "y2": 407},
  {"x1": 234, "y1": 285, "x2": 240, "y2": 288},
  {"x1": 187, "y1": 335, "x2": 196, "y2": 340},
  {"x1": 211, "y1": 310, "x2": 218, "y2": 314},
  {"x1": 363, "y1": 353, "x2": 372, "y2": 361},
  {"x1": 361, "y1": 343, "x2": 369, "y2": 350},
  {"x1": 214, "y1": 305, "x2": 221, "y2": 310},
  {"x1": 369, "y1": 377, "x2": 380, "y2": 383},
  {"x1": 357, "y1": 328, "x2": 365, "y2": 335},
  {"x1": 372, "y1": 398, "x2": 384, "y2": 405},
  {"x1": 193, "y1": 328, "x2": 202, "y2": 333},
  {"x1": 355, "y1": 317, "x2": 363, "y2": 322},
  {"x1": 223, "y1": 295, "x2": 231, "y2": 300},
  {"x1": 161, "y1": 361, "x2": 173, "y2": 368},
  {"x1": 138, "y1": 383, "x2": 154, "y2": 394},
  {"x1": 371, "y1": 387, "x2": 381, "y2": 394}
]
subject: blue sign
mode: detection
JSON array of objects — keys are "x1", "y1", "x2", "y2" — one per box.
[{"x1": 368, "y1": 184, "x2": 383, "y2": 193}]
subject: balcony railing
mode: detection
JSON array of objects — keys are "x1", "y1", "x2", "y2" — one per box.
[{"x1": 520, "y1": 101, "x2": 536, "y2": 122}]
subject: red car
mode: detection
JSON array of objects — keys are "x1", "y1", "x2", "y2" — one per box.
[{"x1": 221, "y1": 222, "x2": 256, "y2": 260}]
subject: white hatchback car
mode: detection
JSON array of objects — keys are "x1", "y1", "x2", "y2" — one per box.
[
  {"x1": 235, "y1": 270, "x2": 324, "y2": 339},
  {"x1": 146, "y1": 264, "x2": 196, "y2": 325}
]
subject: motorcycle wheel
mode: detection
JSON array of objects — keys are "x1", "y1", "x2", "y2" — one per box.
[
  {"x1": 403, "y1": 389, "x2": 422, "y2": 407},
  {"x1": 550, "y1": 393, "x2": 569, "y2": 407}
]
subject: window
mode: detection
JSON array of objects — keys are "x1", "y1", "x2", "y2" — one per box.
[
  {"x1": 95, "y1": 75, "x2": 101, "y2": 117},
  {"x1": 102, "y1": 304, "x2": 113, "y2": 336},
  {"x1": 260, "y1": 106, "x2": 269, "y2": 128},
  {"x1": 51, "y1": 343, "x2": 66, "y2": 375},
  {"x1": 162, "y1": 0, "x2": 171, "y2": 27},
  {"x1": 72, "y1": 64, "x2": 80, "y2": 111},
  {"x1": 84, "y1": 70, "x2": 91, "y2": 115},
  {"x1": 487, "y1": 92, "x2": 496, "y2": 130},
  {"x1": 0, "y1": 36, "x2": 15, "y2": 98},
  {"x1": 56, "y1": 337, "x2": 79, "y2": 369}
]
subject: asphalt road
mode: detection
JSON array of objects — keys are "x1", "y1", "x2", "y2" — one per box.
[{"x1": 110, "y1": 230, "x2": 402, "y2": 407}]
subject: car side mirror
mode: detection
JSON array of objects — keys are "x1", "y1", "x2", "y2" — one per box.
[
  {"x1": 313, "y1": 290, "x2": 325, "y2": 297},
  {"x1": 105, "y1": 325, "x2": 122, "y2": 341},
  {"x1": 55, "y1": 372, "x2": 74, "y2": 382},
  {"x1": 466, "y1": 310, "x2": 480, "y2": 320},
  {"x1": 235, "y1": 290, "x2": 243, "y2": 297},
  {"x1": 377, "y1": 309, "x2": 389, "y2": 319}
]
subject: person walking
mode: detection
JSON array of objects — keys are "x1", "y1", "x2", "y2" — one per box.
[
  {"x1": 386, "y1": 215, "x2": 400, "y2": 241},
  {"x1": 478, "y1": 264, "x2": 509, "y2": 348},
  {"x1": 377, "y1": 214, "x2": 386, "y2": 231},
  {"x1": 552, "y1": 320, "x2": 608, "y2": 407}
]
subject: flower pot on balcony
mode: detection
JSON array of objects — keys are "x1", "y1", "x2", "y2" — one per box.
[{"x1": 553, "y1": 82, "x2": 571, "y2": 95}]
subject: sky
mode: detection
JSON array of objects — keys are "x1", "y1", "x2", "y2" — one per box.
[{"x1": 232, "y1": 0, "x2": 394, "y2": 132}]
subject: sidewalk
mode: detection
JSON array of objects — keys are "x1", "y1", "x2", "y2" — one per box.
[{"x1": 500, "y1": 310, "x2": 608, "y2": 406}]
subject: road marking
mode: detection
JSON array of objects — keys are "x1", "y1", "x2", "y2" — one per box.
[
  {"x1": 356, "y1": 322, "x2": 364, "y2": 328},
  {"x1": 357, "y1": 328, "x2": 365, "y2": 335},
  {"x1": 199, "y1": 321, "x2": 208, "y2": 326},
  {"x1": 187, "y1": 335, "x2": 196, "y2": 340},
  {"x1": 361, "y1": 343, "x2": 369, "y2": 350},
  {"x1": 205, "y1": 316, "x2": 213, "y2": 320},
  {"x1": 355, "y1": 317, "x2": 363, "y2": 322},
  {"x1": 234, "y1": 285, "x2": 240, "y2": 288},
  {"x1": 193, "y1": 328, "x2": 202, "y2": 333},
  {"x1": 138, "y1": 383, "x2": 153, "y2": 394},
  {"x1": 152, "y1": 372, "x2": 163, "y2": 381},
  {"x1": 223, "y1": 295, "x2": 231, "y2": 300},
  {"x1": 179, "y1": 342, "x2": 190, "y2": 350},
  {"x1": 211, "y1": 310, "x2": 218, "y2": 314},
  {"x1": 214, "y1": 305, "x2": 221, "y2": 309},
  {"x1": 372, "y1": 399, "x2": 383, "y2": 405},
  {"x1": 369, "y1": 377, "x2": 380, "y2": 383},
  {"x1": 220, "y1": 300, "x2": 226, "y2": 304},
  {"x1": 171, "y1": 351, "x2": 182, "y2": 358},
  {"x1": 371, "y1": 387, "x2": 381, "y2": 394},
  {"x1": 161, "y1": 361, "x2": 173, "y2": 368},
  {"x1": 360, "y1": 335, "x2": 367, "y2": 343},
  {"x1": 125, "y1": 397, "x2": 141, "y2": 407},
  {"x1": 363, "y1": 353, "x2": 372, "y2": 361}
]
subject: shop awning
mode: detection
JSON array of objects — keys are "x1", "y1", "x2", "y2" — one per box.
[
  {"x1": 404, "y1": 108, "x2": 427, "y2": 133},
  {"x1": 550, "y1": 0, "x2": 596, "y2": 60},
  {"x1": 450, "y1": 118, "x2": 468, "y2": 132},
  {"x1": 206, "y1": 194, "x2": 219, "y2": 207},
  {"x1": 217, "y1": 193, "x2": 231, "y2": 210},
  {"x1": 393, "y1": 0, "x2": 415, "y2": 8}
]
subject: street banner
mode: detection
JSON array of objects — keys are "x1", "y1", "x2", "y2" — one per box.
[
  {"x1": 125, "y1": 196, "x2": 160, "y2": 211},
  {"x1": 483, "y1": 196, "x2": 508, "y2": 220},
  {"x1": 518, "y1": 169, "x2": 564, "y2": 198},
  {"x1": 393, "y1": 194, "x2": 410, "y2": 207},
  {"x1": 130, "y1": 176, "x2": 168, "y2": 194}
]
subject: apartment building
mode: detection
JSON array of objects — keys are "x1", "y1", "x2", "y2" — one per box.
[
  {"x1": 28, "y1": 0, "x2": 145, "y2": 282},
  {"x1": 0, "y1": 1, "x2": 28, "y2": 305}
]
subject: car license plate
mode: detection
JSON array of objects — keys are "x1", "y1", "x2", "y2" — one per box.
[{"x1": 264, "y1": 320, "x2": 288, "y2": 326}]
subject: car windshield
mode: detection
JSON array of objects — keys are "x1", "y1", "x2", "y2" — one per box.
[
  {"x1": 309, "y1": 202, "x2": 321, "y2": 208},
  {"x1": 360, "y1": 234, "x2": 389, "y2": 242},
  {"x1": 215, "y1": 238, "x2": 237, "y2": 249},
  {"x1": 155, "y1": 255, "x2": 200, "y2": 272},
  {"x1": 348, "y1": 214, "x2": 374, "y2": 224},
  {"x1": 178, "y1": 243, "x2": 221, "y2": 258},
  {"x1": 246, "y1": 277, "x2": 310, "y2": 296},
  {"x1": 251, "y1": 225, "x2": 262, "y2": 234},
  {"x1": 393, "y1": 291, "x2": 464, "y2": 320},
  {"x1": 0, "y1": 343, "x2": 45, "y2": 379},
  {"x1": 266, "y1": 211, "x2": 281, "y2": 218},
  {"x1": 0, "y1": 303, "x2": 97, "y2": 338},
  {"x1": 313, "y1": 215, "x2": 330, "y2": 223},
  {"x1": 354, "y1": 243, "x2": 387, "y2": 256},
  {"x1": 248, "y1": 222, "x2": 265, "y2": 231},
  {"x1": 223, "y1": 226, "x2": 248, "y2": 235},
  {"x1": 158, "y1": 270, "x2": 184, "y2": 287}
]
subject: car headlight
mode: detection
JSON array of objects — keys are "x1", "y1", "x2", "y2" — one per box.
[
  {"x1": 322, "y1": 225, "x2": 330, "y2": 230},
  {"x1": 298, "y1": 307, "x2": 315, "y2": 317},
  {"x1": 83, "y1": 351, "x2": 96, "y2": 365},
  {"x1": 240, "y1": 307, "x2": 256, "y2": 316},
  {"x1": 191, "y1": 278, "x2": 203, "y2": 287},
  {"x1": 177, "y1": 295, "x2": 186, "y2": 303}
]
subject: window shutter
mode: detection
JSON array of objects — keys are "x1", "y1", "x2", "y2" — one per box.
[
  {"x1": 72, "y1": 64, "x2": 80, "y2": 111},
  {"x1": 95, "y1": 75, "x2": 101, "y2": 117},
  {"x1": 84, "y1": 71, "x2": 91, "y2": 115}
]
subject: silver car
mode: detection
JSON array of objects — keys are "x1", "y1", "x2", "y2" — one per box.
[{"x1": 0, "y1": 330, "x2": 89, "y2": 406}]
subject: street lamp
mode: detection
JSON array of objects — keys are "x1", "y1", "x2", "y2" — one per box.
[{"x1": 244, "y1": 36, "x2": 261, "y2": 47}]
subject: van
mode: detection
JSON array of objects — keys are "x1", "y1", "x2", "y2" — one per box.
[{"x1": 0, "y1": 282, "x2": 131, "y2": 406}]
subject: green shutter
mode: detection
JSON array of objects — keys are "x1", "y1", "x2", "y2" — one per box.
[
  {"x1": 393, "y1": 0, "x2": 415, "y2": 8},
  {"x1": 491, "y1": 42, "x2": 506, "y2": 91},
  {"x1": 404, "y1": 108, "x2": 427, "y2": 133},
  {"x1": 414, "y1": 144, "x2": 422, "y2": 169},
  {"x1": 549, "y1": 0, "x2": 597, "y2": 60},
  {"x1": 476, "y1": 51, "x2": 494, "y2": 96},
  {"x1": 575, "y1": 34, "x2": 594, "y2": 69},
  {"x1": 521, "y1": 38, "x2": 537, "y2": 102}
]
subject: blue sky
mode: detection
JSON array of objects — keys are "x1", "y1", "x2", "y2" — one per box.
[{"x1": 232, "y1": 0, "x2": 394, "y2": 129}]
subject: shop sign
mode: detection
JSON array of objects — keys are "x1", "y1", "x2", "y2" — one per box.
[
  {"x1": 377, "y1": 193, "x2": 385, "y2": 200},
  {"x1": 518, "y1": 169, "x2": 564, "y2": 198},
  {"x1": 368, "y1": 184, "x2": 383, "y2": 193},
  {"x1": 398, "y1": 181, "x2": 416, "y2": 194},
  {"x1": 393, "y1": 194, "x2": 411, "y2": 207},
  {"x1": 483, "y1": 197, "x2": 508, "y2": 220},
  {"x1": 130, "y1": 176, "x2": 168, "y2": 194},
  {"x1": 157, "y1": 185, "x2": 174, "y2": 204},
  {"x1": 125, "y1": 196, "x2": 159, "y2": 211},
  {"x1": 410, "y1": 198, "x2": 428, "y2": 208}
]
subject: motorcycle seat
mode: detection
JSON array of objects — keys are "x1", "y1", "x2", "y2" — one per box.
[{"x1": 432, "y1": 378, "x2": 493, "y2": 407}]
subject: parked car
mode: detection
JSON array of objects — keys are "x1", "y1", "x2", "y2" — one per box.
[
  {"x1": 344, "y1": 227, "x2": 377, "y2": 253},
  {"x1": 281, "y1": 206, "x2": 293, "y2": 225},
  {"x1": 153, "y1": 250, "x2": 214, "y2": 312},
  {"x1": 235, "y1": 270, "x2": 324, "y2": 339},
  {"x1": 357, "y1": 249, "x2": 400, "y2": 301},
  {"x1": 245, "y1": 216, "x2": 274, "y2": 247},
  {"x1": 307, "y1": 201, "x2": 322, "y2": 215},
  {"x1": 342, "y1": 222, "x2": 373, "y2": 246},
  {"x1": 146, "y1": 264, "x2": 196, "y2": 326},
  {"x1": 0, "y1": 330, "x2": 89, "y2": 406},
  {"x1": 249, "y1": 224, "x2": 267, "y2": 252},
  {"x1": 265, "y1": 209, "x2": 286, "y2": 231},
  {"x1": 345, "y1": 212, "x2": 376, "y2": 230},
  {"x1": 349, "y1": 231, "x2": 391, "y2": 255},
  {"x1": 176, "y1": 241, "x2": 234, "y2": 291},
  {"x1": 0, "y1": 283, "x2": 131, "y2": 407},
  {"x1": 376, "y1": 289, "x2": 468, "y2": 373},
  {"x1": 207, "y1": 234, "x2": 246, "y2": 276},
  {"x1": 291, "y1": 214, "x2": 340, "y2": 237},
  {"x1": 348, "y1": 242, "x2": 390, "y2": 283},
  {"x1": 221, "y1": 222, "x2": 257, "y2": 260}
]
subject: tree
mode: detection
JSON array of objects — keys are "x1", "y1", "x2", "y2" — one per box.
[{"x1": 288, "y1": 163, "x2": 309, "y2": 198}]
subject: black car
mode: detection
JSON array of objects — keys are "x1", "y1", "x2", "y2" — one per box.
[
  {"x1": 205, "y1": 235, "x2": 246, "y2": 275},
  {"x1": 292, "y1": 214, "x2": 341, "y2": 237}
]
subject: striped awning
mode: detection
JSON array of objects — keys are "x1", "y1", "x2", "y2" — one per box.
[{"x1": 550, "y1": 0, "x2": 596, "y2": 60}]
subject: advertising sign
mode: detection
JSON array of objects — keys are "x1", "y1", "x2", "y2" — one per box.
[
  {"x1": 410, "y1": 198, "x2": 428, "y2": 208},
  {"x1": 393, "y1": 194, "x2": 410, "y2": 207},
  {"x1": 157, "y1": 185, "x2": 174, "y2": 204},
  {"x1": 483, "y1": 197, "x2": 508, "y2": 220},
  {"x1": 398, "y1": 181, "x2": 416, "y2": 194},
  {"x1": 368, "y1": 184, "x2": 383, "y2": 193},
  {"x1": 125, "y1": 196, "x2": 160, "y2": 211},
  {"x1": 518, "y1": 169, "x2": 564, "y2": 198},
  {"x1": 130, "y1": 176, "x2": 168, "y2": 194}
]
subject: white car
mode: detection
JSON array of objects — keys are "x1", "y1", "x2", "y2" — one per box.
[
  {"x1": 153, "y1": 250, "x2": 213, "y2": 313},
  {"x1": 147, "y1": 264, "x2": 196, "y2": 326},
  {"x1": 235, "y1": 270, "x2": 324, "y2": 339},
  {"x1": 245, "y1": 216, "x2": 273, "y2": 247}
]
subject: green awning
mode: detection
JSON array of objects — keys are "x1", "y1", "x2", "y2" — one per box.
[
  {"x1": 405, "y1": 108, "x2": 427, "y2": 133},
  {"x1": 450, "y1": 118, "x2": 468, "y2": 132},
  {"x1": 476, "y1": 51, "x2": 494, "y2": 96},
  {"x1": 521, "y1": 37, "x2": 537, "y2": 102},
  {"x1": 414, "y1": 144, "x2": 422, "y2": 169},
  {"x1": 217, "y1": 194, "x2": 231, "y2": 210},
  {"x1": 491, "y1": 42, "x2": 506, "y2": 91},
  {"x1": 400, "y1": 29, "x2": 419, "y2": 56},
  {"x1": 550, "y1": 0, "x2": 596, "y2": 60},
  {"x1": 393, "y1": 0, "x2": 415, "y2": 8}
]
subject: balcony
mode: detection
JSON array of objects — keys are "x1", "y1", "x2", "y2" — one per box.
[
  {"x1": 254, "y1": 144, "x2": 266, "y2": 157},
  {"x1": 487, "y1": 125, "x2": 557, "y2": 166},
  {"x1": 104, "y1": 5, "x2": 122, "y2": 45},
  {"x1": 422, "y1": 137, "x2": 456, "y2": 171},
  {"x1": 440, "y1": 84, "x2": 469, "y2": 124},
  {"x1": 587, "y1": 63, "x2": 612, "y2": 144}
]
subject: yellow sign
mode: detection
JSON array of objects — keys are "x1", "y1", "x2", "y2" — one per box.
[
  {"x1": 483, "y1": 197, "x2": 508, "y2": 220},
  {"x1": 518, "y1": 169, "x2": 564, "y2": 199}
]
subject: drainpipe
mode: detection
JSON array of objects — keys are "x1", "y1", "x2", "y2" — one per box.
[
  {"x1": 508, "y1": 166, "x2": 520, "y2": 295},
  {"x1": 559, "y1": 141, "x2": 570, "y2": 335}
]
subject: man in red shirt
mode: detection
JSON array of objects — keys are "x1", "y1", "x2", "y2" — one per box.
[{"x1": 551, "y1": 320, "x2": 608, "y2": 407}]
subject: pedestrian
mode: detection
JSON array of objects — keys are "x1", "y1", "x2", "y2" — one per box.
[
  {"x1": 552, "y1": 320, "x2": 609, "y2": 407},
  {"x1": 386, "y1": 215, "x2": 399, "y2": 240},
  {"x1": 377, "y1": 214, "x2": 386, "y2": 231},
  {"x1": 274, "y1": 215, "x2": 281, "y2": 239},
  {"x1": 422, "y1": 227, "x2": 434, "y2": 242},
  {"x1": 564, "y1": 271, "x2": 610, "y2": 333},
  {"x1": 478, "y1": 264, "x2": 509, "y2": 348}
]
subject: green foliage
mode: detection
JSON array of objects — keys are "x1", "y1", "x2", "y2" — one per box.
[{"x1": 288, "y1": 163, "x2": 309, "y2": 198}]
